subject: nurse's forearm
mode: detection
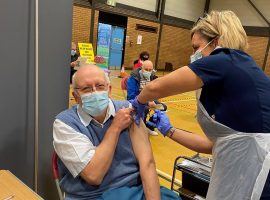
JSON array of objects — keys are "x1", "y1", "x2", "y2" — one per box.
[
  {"x1": 137, "y1": 66, "x2": 203, "y2": 104},
  {"x1": 168, "y1": 128, "x2": 213, "y2": 154},
  {"x1": 137, "y1": 79, "x2": 164, "y2": 104}
]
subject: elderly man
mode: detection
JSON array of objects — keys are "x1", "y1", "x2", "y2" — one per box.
[
  {"x1": 127, "y1": 60, "x2": 167, "y2": 135},
  {"x1": 53, "y1": 65, "x2": 178, "y2": 200}
]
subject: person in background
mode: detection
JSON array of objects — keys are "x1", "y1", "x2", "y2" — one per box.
[
  {"x1": 133, "y1": 51, "x2": 150, "y2": 70},
  {"x1": 53, "y1": 65, "x2": 179, "y2": 200},
  {"x1": 132, "y1": 10, "x2": 270, "y2": 200},
  {"x1": 70, "y1": 42, "x2": 79, "y2": 83},
  {"x1": 127, "y1": 60, "x2": 167, "y2": 136}
]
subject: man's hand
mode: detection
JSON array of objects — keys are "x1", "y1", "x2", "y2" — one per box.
[
  {"x1": 111, "y1": 108, "x2": 133, "y2": 132},
  {"x1": 147, "y1": 110, "x2": 172, "y2": 136},
  {"x1": 129, "y1": 97, "x2": 147, "y2": 125}
]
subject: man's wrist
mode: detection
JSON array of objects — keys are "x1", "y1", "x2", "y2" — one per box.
[
  {"x1": 166, "y1": 127, "x2": 176, "y2": 138},
  {"x1": 109, "y1": 123, "x2": 122, "y2": 135}
]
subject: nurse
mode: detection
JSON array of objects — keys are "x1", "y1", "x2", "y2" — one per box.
[{"x1": 131, "y1": 10, "x2": 270, "y2": 200}]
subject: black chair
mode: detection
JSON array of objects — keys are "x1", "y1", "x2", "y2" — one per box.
[{"x1": 165, "y1": 62, "x2": 173, "y2": 71}]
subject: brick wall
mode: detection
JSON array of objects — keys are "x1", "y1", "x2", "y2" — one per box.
[
  {"x1": 246, "y1": 36, "x2": 268, "y2": 69},
  {"x1": 71, "y1": 5, "x2": 270, "y2": 76},
  {"x1": 124, "y1": 18, "x2": 160, "y2": 69},
  {"x1": 72, "y1": 5, "x2": 91, "y2": 49},
  {"x1": 93, "y1": 10, "x2": 99, "y2": 54},
  {"x1": 158, "y1": 25, "x2": 192, "y2": 70}
]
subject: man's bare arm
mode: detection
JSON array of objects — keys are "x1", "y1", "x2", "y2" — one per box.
[
  {"x1": 129, "y1": 119, "x2": 160, "y2": 200},
  {"x1": 80, "y1": 108, "x2": 133, "y2": 185}
]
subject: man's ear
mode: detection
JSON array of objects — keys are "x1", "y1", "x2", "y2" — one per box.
[
  {"x1": 108, "y1": 85, "x2": 112, "y2": 98},
  {"x1": 72, "y1": 91, "x2": 81, "y2": 104}
]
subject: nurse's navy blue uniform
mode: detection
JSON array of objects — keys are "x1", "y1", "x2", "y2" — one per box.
[{"x1": 188, "y1": 48, "x2": 270, "y2": 199}]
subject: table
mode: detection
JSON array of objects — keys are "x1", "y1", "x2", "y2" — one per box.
[{"x1": 0, "y1": 170, "x2": 43, "y2": 200}]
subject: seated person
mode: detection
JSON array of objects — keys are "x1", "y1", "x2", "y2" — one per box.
[
  {"x1": 133, "y1": 51, "x2": 150, "y2": 70},
  {"x1": 70, "y1": 42, "x2": 79, "y2": 83},
  {"x1": 53, "y1": 65, "x2": 179, "y2": 200},
  {"x1": 127, "y1": 60, "x2": 167, "y2": 136}
]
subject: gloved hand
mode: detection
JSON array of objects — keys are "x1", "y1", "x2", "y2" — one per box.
[
  {"x1": 146, "y1": 110, "x2": 172, "y2": 136},
  {"x1": 129, "y1": 97, "x2": 147, "y2": 125}
]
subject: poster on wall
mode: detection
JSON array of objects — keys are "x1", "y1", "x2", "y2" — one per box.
[
  {"x1": 96, "y1": 23, "x2": 112, "y2": 68},
  {"x1": 78, "y1": 43, "x2": 95, "y2": 64},
  {"x1": 137, "y1": 35, "x2": 142, "y2": 44}
]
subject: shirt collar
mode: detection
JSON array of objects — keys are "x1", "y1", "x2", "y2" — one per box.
[{"x1": 77, "y1": 99, "x2": 115, "y2": 127}]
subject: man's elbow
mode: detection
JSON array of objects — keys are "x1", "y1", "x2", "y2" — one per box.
[{"x1": 81, "y1": 173, "x2": 103, "y2": 186}]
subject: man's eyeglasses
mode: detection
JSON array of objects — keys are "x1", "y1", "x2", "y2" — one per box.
[{"x1": 75, "y1": 84, "x2": 107, "y2": 93}]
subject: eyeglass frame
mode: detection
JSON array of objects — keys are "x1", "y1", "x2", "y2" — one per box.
[
  {"x1": 74, "y1": 83, "x2": 109, "y2": 94},
  {"x1": 194, "y1": 13, "x2": 208, "y2": 25},
  {"x1": 193, "y1": 13, "x2": 219, "y2": 42}
]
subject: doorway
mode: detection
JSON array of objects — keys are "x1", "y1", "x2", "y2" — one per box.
[{"x1": 96, "y1": 11, "x2": 127, "y2": 69}]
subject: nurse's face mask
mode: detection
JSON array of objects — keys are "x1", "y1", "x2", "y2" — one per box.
[{"x1": 190, "y1": 39, "x2": 214, "y2": 63}]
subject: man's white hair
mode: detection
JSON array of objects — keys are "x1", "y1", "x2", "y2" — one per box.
[
  {"x1": 72, "y1": 66, "x2": 111, "y2": 90},
  {"x1": 72, "y1": 73, "x2": 77, "y2": 90},
  {"x1": 104, "y1": 72, "x2": 111, "y2": 85}
]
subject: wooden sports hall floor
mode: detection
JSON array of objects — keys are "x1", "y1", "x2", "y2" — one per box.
[{"x1": 69, "y1": 69, "x2": 210, "y2": 188}]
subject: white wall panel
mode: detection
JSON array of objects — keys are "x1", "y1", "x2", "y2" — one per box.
[
  {"x1": 209, "y1": 0, "x2": 268, "y2": 27},
  {"x1": 164, "y1": 0, "x2": 205, "y2": 21},
  {"x1": 251, "y1": 0, "x2": 270, "y2": 23},
  {"x1": 116, "y1": 0, "x2": 157, "y2": 12}
]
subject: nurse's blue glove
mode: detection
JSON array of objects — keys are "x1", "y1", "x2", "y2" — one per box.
[
  {"x1": 129, "y1": 97, "x2": 147, "y2": 125},
  {"x1": 147, "y1": 110, "x2": 172, "y2": 136}
]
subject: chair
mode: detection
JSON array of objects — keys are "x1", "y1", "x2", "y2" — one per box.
[
  {"x1": 120, "y1": 76, "x2": 129, "y2": 99},
  {"x1": 165, "y1": 62, "x2": 173, "y2": 71},
  {"x1": 52, "y1": 151, "x2": 64, "y2": 200}
]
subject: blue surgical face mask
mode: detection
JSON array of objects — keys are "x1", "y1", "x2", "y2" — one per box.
[
  {"x1": 190, "y1": 50, "x2": 203, "y2": 63},
  {"x1": 71, "y1": 50, "x2": 76, "y2": 56},
  {"x1": 190, "y1": 39, "x2": 214, "y2": 63},
  {"x1": 142, "y1": 70, "x2": 152, "y2": 80},
  {"x1": 81, "y1": 91, "x2": 109, "y2": 117}
]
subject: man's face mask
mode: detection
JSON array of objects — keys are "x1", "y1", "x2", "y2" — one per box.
[
  {"x1": 71, "y1": 50, "x2": 76, "y2": 56},
  {"x1": 81, "y1": 91, "x2": 109, "y2": 117},
  {"x1": 142, "y1": 70, "x2": 152, "y2": 80},
  {"x1": 190, "y1": 39, "x2": 214, "y2": 63}
]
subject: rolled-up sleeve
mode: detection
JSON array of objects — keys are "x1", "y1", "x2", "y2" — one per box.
[
  {"x1": 188, "y1": 53, "x2": 226, "y2": 86},
  {"x1": 53, "y1": 119, "x2": 96, "y2": 177}
]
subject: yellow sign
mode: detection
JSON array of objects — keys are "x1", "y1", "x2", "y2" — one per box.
[{"x1": 78, "y1": 43, "x2": 95, "y2": 64}]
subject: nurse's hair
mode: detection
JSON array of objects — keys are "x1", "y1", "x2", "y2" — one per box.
[{"x1": 191, "y1": 10, "x2": 248, "y2": 51}]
